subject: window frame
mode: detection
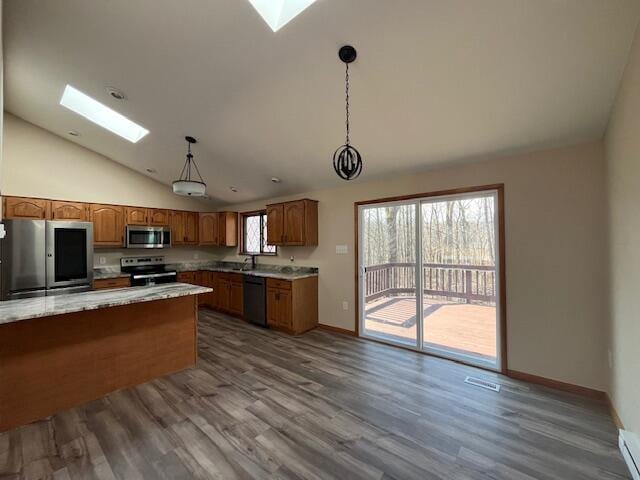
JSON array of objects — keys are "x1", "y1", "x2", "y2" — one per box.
[{"x1": 239, "y1": 209, "x2": 277, "y2": 256}]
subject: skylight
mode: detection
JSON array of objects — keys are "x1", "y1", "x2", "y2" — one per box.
[
  {"x1": 59, "y1": 85, "x2": 149, "y2": 143},
  {"x1": 247, "y1": 0, "x2": 317, "y2": 32}
]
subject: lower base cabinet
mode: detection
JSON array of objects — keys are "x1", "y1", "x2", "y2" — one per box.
[
  {"x1": 179, "y1": 270, "x2": 318, "y2": 334},
  {"x1": 266, "y1": 277, "x2": 318, "y2": 334},
  {"x1": 93, "y1": 277, "x2": 131, "y2": 290}
]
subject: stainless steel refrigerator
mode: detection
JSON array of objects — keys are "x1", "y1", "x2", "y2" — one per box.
[{"x1": 0, "y1": 219, "x2": 94, "y2": 300}]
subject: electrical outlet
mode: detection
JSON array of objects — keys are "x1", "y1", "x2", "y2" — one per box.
[
  {"x1": 99, "y1": 257, "x2": 107, "y2": 265},
  {"x1": 336, "y1": 245, "x2": 348, "y2": 254},
  {"x1": 342, "y1": 301, "x2": 349, "y2": 311}
]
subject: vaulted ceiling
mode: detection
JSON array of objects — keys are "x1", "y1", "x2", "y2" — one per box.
[{"x1": 4, "y1": 0, "x2": 640, "y2": 205}]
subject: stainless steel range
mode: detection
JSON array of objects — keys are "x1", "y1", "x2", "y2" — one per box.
[{"x1": 121, "y1": 256, "x2": 177, "y2": 286}]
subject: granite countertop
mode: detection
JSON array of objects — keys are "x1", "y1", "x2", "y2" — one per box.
[
  {"x1": 0, "y1": 283, "x2": 212, "y2": 326},
  {"x1": 170, "y1": 261, "x2": 319, "y2": 281}
]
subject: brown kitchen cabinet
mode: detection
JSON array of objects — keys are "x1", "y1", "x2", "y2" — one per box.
[
  {"x1": 266, "y1": 199, "x2": 318, "y2": 246},
  {"x1": 51, "y1": 201, "x2": 89, "y2": 221},
  {"x1": 125, "y1": 207, "x2": 148, "y2": 225},
  {"x1": 199, "y1": 212, "x2": 237, "y2": 247},
  {"x1": 217, "y1": 212, "x2": 238, "y2": 247},
  {"x1": 177, "y1": 271, "x2": 196, "y2": 283},
  {"x1": 184, "y1": 212, "x2": 199, "y2": 244},
  {"x1": 93, "y1": 277, "x2": 131, "y2": 290},
  {"x1": 90, "y1": 204, "x2": 125, "y2": 247},
  {"x1": 199, "y1": 213, "x2": 219, "y2": 245},
  {"x1": 266, "y1": 276, "x2": 318, "y2": 334},
  {"x1": 3, "y1": 196, "x2": 50, "y2": 220},
  {"x1": 171, "y1": 211, "x2": 199, "y2": 245},
  {"x1": 148, "y1": 209, "x2": 170, "y2": 226},
  {"x1": 201, "y1": 271, "x2": 218, "y2": 308},
  {"x1": 170, "y1": 210, "x2": 185, "y2": 245},
  {"x1": 215, "y1": 272, "x2": 243, "y2": 317}
]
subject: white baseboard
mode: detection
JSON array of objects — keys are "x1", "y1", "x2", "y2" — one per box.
[{"x1": 619, "y1": 430, "x2": 640, "y2": 480}]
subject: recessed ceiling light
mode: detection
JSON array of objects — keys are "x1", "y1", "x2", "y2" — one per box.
[
  {"x1": 146, "y1": 168, "x2": 157, "y2": 174},
  {"x1": 67, "y1": 130, "x2": 80, "y2": 136},
  {"x1": 60, "y1": 85, "x2": 149, "y2": 143},
  {"x1": 106, "y1": 86, "x2": 127, "y2": 101},
  {"x1": 271, "y1": 177, "x2": 282, "y2": 183},
  {"x1": 230, "y1": 186, "x2": 239, "y2": 193},
  {"x1": 247, "y1": 0, "x2": 317, "y2": 32}
]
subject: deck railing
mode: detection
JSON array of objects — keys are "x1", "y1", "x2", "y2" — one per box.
[{"x1": 364, "y1": 262, "x2": 496, "y2": 303}]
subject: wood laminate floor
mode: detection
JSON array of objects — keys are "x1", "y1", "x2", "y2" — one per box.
[{"x1": 0, "y1": 309, "x2": 629, "y2": 480}]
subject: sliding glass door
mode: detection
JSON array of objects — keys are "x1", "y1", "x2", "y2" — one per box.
[
  {"x1": 360, "y1": 202, "x2": 419, "y2": 347},
  {"x1": 358, "y1": 189, "x2": 502, "y2": 371}
]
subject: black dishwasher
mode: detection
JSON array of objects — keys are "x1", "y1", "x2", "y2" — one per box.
[{"x1": 243, "y1": 276, "x2": 267, "y2": 326}]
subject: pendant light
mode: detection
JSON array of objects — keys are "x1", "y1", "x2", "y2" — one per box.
[
  {"x1": 332, "y1": 45, "x2": 363, "y2": 181},
  {"x1": 173, "y1": 136, "x2": 206, "y2": 196}
]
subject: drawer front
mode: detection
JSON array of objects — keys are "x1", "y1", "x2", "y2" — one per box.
[
  {"x1": 219, "y1": 272, "x2": 243, "y2": 283},
  {"x1": 177, "y1": 271, "x2": 196, "y2": 283},
  {"x1": 93, "y1": 277, "x2": 131, "y2": 290},
  {"x1": 267, "y1": 278, "x2": 292, "y2": 291}
]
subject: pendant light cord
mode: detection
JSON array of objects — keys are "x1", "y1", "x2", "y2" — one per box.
[{"x1": 345, "y1": 62, "x2": 350, "y2": 146}]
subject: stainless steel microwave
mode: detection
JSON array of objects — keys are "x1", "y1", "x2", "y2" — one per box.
[{"x1": 125, "y1": 225, "x2": 171, "y2": 249}]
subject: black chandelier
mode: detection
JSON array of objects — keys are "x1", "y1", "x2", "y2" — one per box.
[{"x1": 333, "y1": 45, "x2": 363, "y2": 181}]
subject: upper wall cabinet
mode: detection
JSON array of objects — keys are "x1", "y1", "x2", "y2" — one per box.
[
  {"x1": 90, "y1": 204, "x2": 125, "y2": 247},
  {"x1": 266, "y1": 199, "x2": 318, "y2": 246},
  {"x1": 125, "y1": 207, "x2": 170, "y2": 226},
  {"x1": 3, "y1": 196, "x2": 50, "y2": 220},
  {"x1": 51, "y1": 201, "x2": 89, "y2": 221},
  {"x1": 199, "y1": 213, "x2": 219, "y2": 245},
  {"x1": 125, "y1": 207, "x2": 148, "y2": 225},
  {"x1": 171, "y1": 211, "x2": 199, "y2": 245},
  {"x1": 184, "y1": 212, "x2": 199, "y2": 245},
  {"x1": 218, "y1": 212, "x2": 238, "y2": 247},
  {"x1": 198, "y1": 212, "x2": 237, "y2": 247},
  {"x1": 149, "y1": 209, "x2": 170, "y2": 226}
]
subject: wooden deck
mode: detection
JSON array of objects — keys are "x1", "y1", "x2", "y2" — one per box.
[{"x1": 364, "y1": 296, "x2": 497, "y2": 359}]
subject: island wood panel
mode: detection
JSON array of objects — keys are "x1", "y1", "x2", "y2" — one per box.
[{"x1": 0, "y1": 295, "x2": 197, "y2": 432}]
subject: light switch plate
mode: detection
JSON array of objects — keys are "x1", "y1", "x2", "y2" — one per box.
[
  {"x1": 99, "y1": 256, "x2": 107, "y2": 265},
  {"x1": 336, "y1": 245, "x2": 348, "y2": 254}
]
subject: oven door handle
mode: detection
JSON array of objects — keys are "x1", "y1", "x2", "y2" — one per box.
[{"x1": 131, "y1": 272, "x2": 177, "y2": 280}]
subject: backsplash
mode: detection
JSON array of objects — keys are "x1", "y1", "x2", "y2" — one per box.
[{"x1": 93, "y1": 247, "x2": 221, "y2": 268}]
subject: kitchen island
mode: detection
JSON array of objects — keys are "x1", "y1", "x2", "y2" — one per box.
[{"x1": 0, "y1": 283, "x2": 211, "y2": 432}]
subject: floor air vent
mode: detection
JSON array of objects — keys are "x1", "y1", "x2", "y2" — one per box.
[{"x1": 464, "y1": 376, "x2": 501, "y2": 392}]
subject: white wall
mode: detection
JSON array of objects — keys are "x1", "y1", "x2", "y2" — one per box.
[
  {"x1": 220, "y1": 141, "x2": 608, "y2": 391},
  {"x1": 1, "y1": 113, "x2": 209, "y2": 211},
  {"x1": 1, "y1": 113, "x2": 221, "y2": 266},
  {"x1": 605, "y1": 22, "x2": 640, "y2": 433}
]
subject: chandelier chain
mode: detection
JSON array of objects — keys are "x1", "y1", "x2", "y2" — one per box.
[{"x1": 345, "y1": 62, "x2": 350, "y2": 146}]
